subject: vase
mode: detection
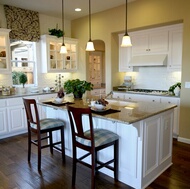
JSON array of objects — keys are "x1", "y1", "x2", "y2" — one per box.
[
  {"x1": 74, "y1": 92, "x2": 83, "y2": 99},
  {"x1": 174, "y1": 86, "x2": 180, "y2": 96}
]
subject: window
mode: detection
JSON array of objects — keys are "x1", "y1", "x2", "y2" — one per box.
[{"x1": 10, "y1": 40, "x2": 36, "y2": 86}]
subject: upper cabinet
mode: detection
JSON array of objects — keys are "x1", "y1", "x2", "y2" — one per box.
[
  {"x1": 118, "y1": 34, "x2": 133, "y2": 72},
  {"x1": 118, "y1": 23, "x2": 183, "y2": 72},
  {"x1": 167, "y1": 24, "x2": 183, "y2": 71},
  {"x1": 41, "y1": 35, "x2": 78, "y2": 73},
  {"x1": 130, "y1": 29, "x2": 169, "y2": 55},
  {"x1": 0, "y1": 28, "x2": 11, "y2": 73}
]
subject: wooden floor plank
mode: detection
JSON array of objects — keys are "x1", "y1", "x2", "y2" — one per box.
[{"x1": 0, "y1": 134, "x2": 190, "y2": 189}]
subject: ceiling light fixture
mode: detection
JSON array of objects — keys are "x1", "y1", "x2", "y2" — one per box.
[
  {"x1": 86, "y1": 0, "x2": 95, "y2": 51},
  {"x1": 60, "y1": 0, "x2": 67, "y2": 54},
  {"x1": 75, "y1": 8, "x2": 81, "y2": 12},
  {"x1": 121, "y1": 0, "x2": 132, "y2": 47}
]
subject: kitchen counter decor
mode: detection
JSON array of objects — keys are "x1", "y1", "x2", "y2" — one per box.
[{"x1": 64, "y1": 79, "x2": 93, "y2": 99}]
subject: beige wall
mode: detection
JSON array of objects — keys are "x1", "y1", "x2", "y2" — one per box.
[{"x1": 71, "y1": 0, "x2": 190, "y2": 141}]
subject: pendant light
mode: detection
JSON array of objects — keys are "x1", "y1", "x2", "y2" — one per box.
[
  {"x1": 60, "y1": 0, "x2": 67, "y2": 54},
  {"x1": 121, "y1": 0, "x2": 132, "y2": 47},
  {"x1": 86, "y1": 0, "x2": 95, "y2": 51}
]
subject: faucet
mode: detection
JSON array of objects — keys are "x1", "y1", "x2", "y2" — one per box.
[{"x1": 105, "y1": 91, "x2": 113, "y2": 99}]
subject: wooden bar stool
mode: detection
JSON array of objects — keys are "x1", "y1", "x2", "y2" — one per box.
[
  {"x1": 23, "y1": 98, "x2": 65, "y2": 172},
  {"x1": 67, "y1": 105, "x2": 119, "y2": 189}
]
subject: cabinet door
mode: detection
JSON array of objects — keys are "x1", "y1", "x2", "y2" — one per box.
[
  {"x1": 0, "y1": 28, "x2": 11, "y2": 73},
  {"x1": 168, "y1": 25, "x2": 183, "y2": 70},
  {"x1": 159, "y1": 110, "x2": 173, "y2": 164},
  {"x1": 7, "y1": 105, "x2": 26, "y2": 133},
  {"x1": 0, "y1": 107, "x2": 8, "y2": 137},
  {"x1": 148, "y1": 30, "x2": 168, "y2": 53},
  {"x1": 118, "y1": 34, "x2": 133, "y2": 72},
  {"x1": 112, "y1": 92, "x2": 125, "y2": 99},
  {"x1": 141, "y1": 95, "x2": 161, "y2": 103},
  {"x1": 7, "y1": 97, "x2": 26, "y2": 134},
  {"x1": 160, "y1": 97, "x2": 180, "y2": 136},
  {"x1": 143, "y1": 115, "x2": 160, "y2": 177},
  {"x1": 125, "y1": 93, "x2": 143, "y2": 102},
  {"x1": 41, "y1": 35, "x2": 78, "y2": 73},
  {"x1": 130, "y1": 29, "x2": 168, "y2": 56}
]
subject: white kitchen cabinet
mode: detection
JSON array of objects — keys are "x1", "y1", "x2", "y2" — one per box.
[
  {"x1": 140, "y1": 95, "x2": 161, "y2": 103},
  {"x1": 143, "y1": 110, "x2": 173, "y2": 179},
  {"x1": 118, "y1": 33, "x2": 133, "y2": 72},
  {"x1": 160, "y1": 96, "x2": 180, "y2": 137},
  {"x1": 112, "y1": 92, "x2": 125, "y2": 99},
  {"x1": 0, "y1": 93, "x2": 57, "y2": 139},
  {"x1": 7, "y1": 97, "x2": 26, "y2": 134},
  {"x1": 124, "y1": 93, "x2": 143, "y2": 102},
  {"x1": 0, "y1": 100, "x2": 8, "y2": 136},
  {"x1": 130, "y1": 28, "x2": 169, "y2": 56},
  {"x1": 167, "y1": 24, "x2": 183, "y2": 70},
  {"x1": 0, "y1": 28, "x2": 11, "y2": 73},
  {"x1": 41, "y1": 35, "x2": 78, "y2": 73},
  {"x1": 143, "y1": 115, "x2": 160, "y2": 177}
]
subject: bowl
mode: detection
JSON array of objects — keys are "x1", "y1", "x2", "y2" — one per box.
[
  {"x1": 54, "y1": 97, "x2": 63, "y2": 103},
  {"x1": 94, "y1": 103, "x2": 106, "y2": 110}
]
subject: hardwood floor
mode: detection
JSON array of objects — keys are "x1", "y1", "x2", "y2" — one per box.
[{"x1": 0, "y1": 134, "x2": 189, "y2": 189}]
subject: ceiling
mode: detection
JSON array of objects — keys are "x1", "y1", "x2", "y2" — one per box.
[{"x1": 0, "y1": 0, "x2": 135, "y2": 20}]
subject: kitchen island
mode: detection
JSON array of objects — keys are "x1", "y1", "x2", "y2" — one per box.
[{"x1": 39, "y1": 97, "x2": 177, "y2": 189}]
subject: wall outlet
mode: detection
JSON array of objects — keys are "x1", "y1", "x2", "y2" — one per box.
[{"x1": 185, "y1": 82, "x2": 190, "y2": 88}]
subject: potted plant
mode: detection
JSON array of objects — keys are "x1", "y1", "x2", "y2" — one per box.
[
  {"x1": 48, "y1": 24, "x2": 63, "y2": 38},
  {"x1": 168, "y1": 82, "x2": 181, "y2": 96},
  {"x1": 19, "y1": 72, "x2": 28, "y2": 88},
  {"x1": 64, "y1": 79, "x2": 93, "y2": 99}
]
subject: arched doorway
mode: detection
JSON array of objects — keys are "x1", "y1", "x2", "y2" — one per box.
[{"x1": 87, "y1": 40, "x2": 106, "y2": 97}]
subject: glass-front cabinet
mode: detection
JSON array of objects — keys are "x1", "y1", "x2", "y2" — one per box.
[
  {"x1": 41, "y1": 35, "x2": 78, "y2": 73},
  {"x1": 0, "y1": 28, "x2": 11, "y2": 73}
]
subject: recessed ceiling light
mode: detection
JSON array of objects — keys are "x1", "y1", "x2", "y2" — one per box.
[{"x1": 75, "y1": 8, "x2": 81, "y2": 12}]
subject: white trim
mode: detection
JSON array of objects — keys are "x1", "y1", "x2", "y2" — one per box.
[{"x1": 178, "y1": 137, "x2": 190, "y2": 144}]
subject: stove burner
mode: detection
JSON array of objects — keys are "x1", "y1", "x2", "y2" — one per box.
[{"x1": 128, "y1": 89, "x2": 168, "y2": 95}]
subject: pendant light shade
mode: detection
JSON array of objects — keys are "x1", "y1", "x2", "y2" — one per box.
[
  {"x1": 121, "y1": 0, "x2": 132, "y2": 47},
  {"x1": 60, "y1": 0, "x2": 67, "y2": 54},
  {"x1": 86, "y1": 0, "x2": 95, "y2": 51}
]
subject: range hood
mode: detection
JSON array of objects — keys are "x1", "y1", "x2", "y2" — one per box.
[{"x1": 129, "y1": 54, "x2": 167, "y2": 66}]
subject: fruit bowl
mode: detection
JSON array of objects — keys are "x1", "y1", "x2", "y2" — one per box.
[
  {"x1": 54, "y1": 97, "x2": 63, "y2": 103},
  {"x1": 94, "y1": 103, "x2": 105, "y2": 110}
]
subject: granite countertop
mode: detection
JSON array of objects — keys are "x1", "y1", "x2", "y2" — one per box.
[
  {"x1": 38, "y1": 97, "x2": 177, "y2": 125},
  {"x1": 0, "y1": 91, "x2": 56, "y2": 99}
]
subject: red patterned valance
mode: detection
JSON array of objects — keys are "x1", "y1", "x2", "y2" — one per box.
[{"x1": 4, "y1": 5, "x2": 40, "y2": 42}]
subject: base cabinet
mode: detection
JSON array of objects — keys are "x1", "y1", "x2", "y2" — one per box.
[
  {"x1": 45, "y1": 105, "x2": 174, "y2": 189},
  {"x1": 0, "y1": 93, "x2": 56, "y2": 139},
  {"x1": 113, "y1": 91, "x2": 180, "y2": 137}
]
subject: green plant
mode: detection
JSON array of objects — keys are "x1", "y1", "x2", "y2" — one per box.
[
  {"x1": 64, "y1": 79, "x2": 93, "y2": 98},
  {"x1": 168, "y1": 82, "x2": 181, "y2": 95},
  {"x1": 19, "y1": 73, "x2": 28, "y2": 88},
  {"x1": 48, "y1": 24, "x2": 64, "y2": 38}
]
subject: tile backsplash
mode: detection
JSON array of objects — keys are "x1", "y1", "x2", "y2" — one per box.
[{"x1": 126, "y1": 67, "x2": 181, "y2": 90}]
